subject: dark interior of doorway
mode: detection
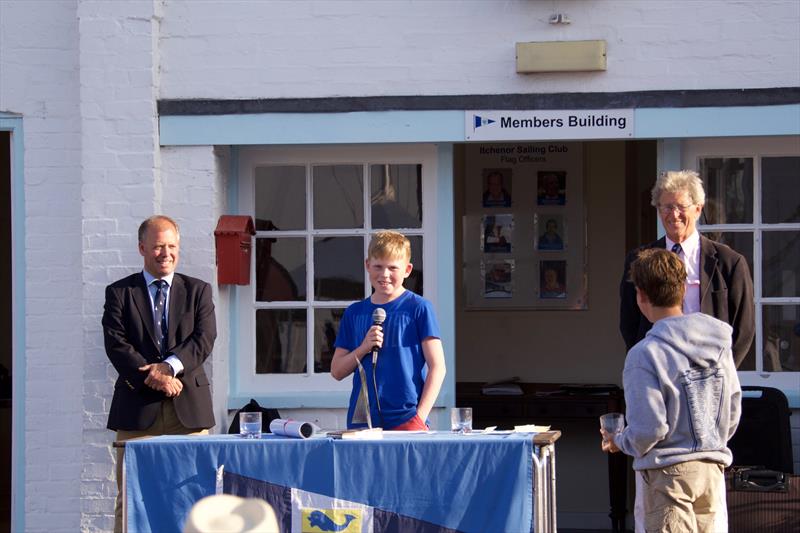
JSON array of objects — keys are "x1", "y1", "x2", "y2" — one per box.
[
  {"x1": 625, "y1": 140, "x2": 659, "y2": 250},
  {"x1": 0, "y1": 130, "x2": 11, "y2": 533}
]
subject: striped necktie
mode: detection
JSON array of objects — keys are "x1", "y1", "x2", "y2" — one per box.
[{"x1": 153, "y1": 280, "x2": 168, "y2": 357}]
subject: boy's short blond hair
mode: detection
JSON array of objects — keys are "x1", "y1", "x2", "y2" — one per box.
[
  {"x1": 629, "y1": 248, "x2": 686, "y2": 308},
  {"x1": 368, "y1": 231, "x2": 411, "y2": 262}
]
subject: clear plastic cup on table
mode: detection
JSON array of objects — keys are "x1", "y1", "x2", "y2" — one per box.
[
  {"x1": 239, "y1": 412, "x2": 262, "y2": 439},
  {"x1": 450, "y1": 407, "x2": 473, "y2": 434}
]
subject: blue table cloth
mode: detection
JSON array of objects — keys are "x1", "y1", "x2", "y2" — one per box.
[{"x1": 125, "y1": 431, "x2": 536, "y2": 533}]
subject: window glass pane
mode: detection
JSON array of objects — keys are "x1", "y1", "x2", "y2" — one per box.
[
  {"x1": 314, "y1": 236, "x2": 364, "y2": 301},
  {"x1": 762, "y1": 305, "x2": 800, "y2": 372},
  {"x1": 762, "y1": 231, "x2": 800, "y2": 298},
  {"x1": 256, "y1": 309, "x2": 307, "y2": 374},
  {"x1": 256, "y1": 238, "x2": 306, "y2": 301},
  {"x1": 254, "y1": 166, "x2": 305, "y2": 230},
  {"x1": 699, "y1": 158, "x2": 753, "y2": 224},
  {"x1": 406, "y1": 235, "x2": 424, "y2": 295},
  {"x1": 313, "y1": 165, "x2": 363, "y2": 229},
  {"x1": 762, "y1": 157, "x2": 800, "y2": 223},
  {"x1": 314, "y1": 308, "x2": 344, "y2": 373},
  {"x1": 370, "y1": 164, "x2": 423, "y2": 229}
]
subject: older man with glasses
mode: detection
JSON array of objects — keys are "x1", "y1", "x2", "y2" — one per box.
[
  {"x1": 620, "y1": 169, "x2": 754, "y2": 366},
  {"x1": 619, "y1": 169, "x2": 754, "y2": 533}
]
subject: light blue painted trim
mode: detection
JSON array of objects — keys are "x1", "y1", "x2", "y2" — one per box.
[
  {"x1": 160, "y1": 111, "x2": 465, "y2": 146},
  {"x1": 160, "y1": 105, "x2": 800, "y2": 147},
  {"x1": 228, "y1": 391, "x2": 350, "y2": 410},
  {"x1": 0, "y1": 115, "x2": 26, "y2": 533},
  {"x1": 635, "y1": 104, "x2": 800, "y2": 139},
  {"x1": 654, "y1": 139, "x2": 682, "y2": 238},
  {"x1": 435, "y1": 144, "x2": 456, "y2": 408},
  {"x1": 786, "y1": 392, "x2": 800, "y2": 409}
]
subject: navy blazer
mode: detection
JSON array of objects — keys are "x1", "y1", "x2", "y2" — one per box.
[
  {"x1": 103, "y1": 272, "x2": 217, "y2": 431},
  {"x1": 619, "y1": 235, "x2": 755, "y2": 367}
]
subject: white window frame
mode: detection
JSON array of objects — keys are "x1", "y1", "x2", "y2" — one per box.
[
  {"x1": 683, "y1": 136, "x2": 800, "y2": 397},
  {"x1": 236, "y1": 144, "x2": 440, "y2": 397}
]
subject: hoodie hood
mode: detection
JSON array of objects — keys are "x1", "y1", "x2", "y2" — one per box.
[{"x1": 645, "y1": 313, "x2": 733, "y2": 368}]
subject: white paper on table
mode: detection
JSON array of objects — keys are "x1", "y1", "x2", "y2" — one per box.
[
  {"x1": 513, "y1": 424, "x2": 551, "y2": 433},
  {"x1": 269, "y1": 418, "x2": 317, "y2": 439}
]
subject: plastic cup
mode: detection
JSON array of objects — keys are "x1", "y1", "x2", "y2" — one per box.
[
  {"x1": 450, "y1": 407, "x2": 473, "y2": 433},
  {"x1": 239, "y1": 412, "x2": 262, "y2": 439},
  {"x1": 599, "y1": 412, "x2": 625, "y2": 442}
]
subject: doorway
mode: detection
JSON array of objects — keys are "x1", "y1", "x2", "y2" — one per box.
[{"x1": 0, "y1": 130, "x2": 12, "y2": 532}]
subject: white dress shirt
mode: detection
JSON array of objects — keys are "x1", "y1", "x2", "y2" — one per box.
[
  {"x1": 142, "y1": 270, "x2": 184, "y2": 376},
  {"x1": 666, "y1": 231, "x2": 701, "y2": 315}
]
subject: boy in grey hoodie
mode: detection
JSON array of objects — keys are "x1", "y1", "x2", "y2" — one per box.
[{"x1": 602, "y1": 248, "x2": 741, "y2": 532}]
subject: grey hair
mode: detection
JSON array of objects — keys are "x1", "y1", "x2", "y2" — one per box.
[
  {"x1": 138, "y1": 215, "x2": 180, "y2": 242},
  {"x1": 650, "y1": 170, "x2": 706, "y2": 207}
]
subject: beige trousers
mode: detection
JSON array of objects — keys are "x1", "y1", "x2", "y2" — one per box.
[
  {"x1": 113, "y1": 400, "x2": 208, "y2": 533},
  {"x1": 639, "y1": 460, "x2": 725, "y2": 533}
]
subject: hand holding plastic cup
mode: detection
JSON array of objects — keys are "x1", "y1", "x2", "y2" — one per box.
[
  {"x1": 239, "y1": 411, "x2": 262, "y2": 439},
  {"x1": 599, "y1": 412, "x2": 625, "y2": 443},
  {"x1": 451, "y1": 407, "x2": 473, "y2": 434}
]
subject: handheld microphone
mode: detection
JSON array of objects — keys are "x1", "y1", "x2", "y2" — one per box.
[{"x1": 371, "y1": 308, "x2": 386, "y2": 365}]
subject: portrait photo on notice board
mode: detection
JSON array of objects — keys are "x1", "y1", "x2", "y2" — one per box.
[
  {"x1": 481, "y1": 214, "x2": 513, "y2": 253},
  {"x1": 482, "y1": 259, "x2": 514, "y2": 299},
  {"x1": 537, "y1": 171, "x2": 566, "y2": 205},
  {"x1": 539, "y1": 260, "x2": 567, "y2": 299},
  {"x1": 482, "y1": 168, "x2": 512, "y2": 207},
  {"x1": 536, "y1": 214, "x2": 566, "y2": 251}
]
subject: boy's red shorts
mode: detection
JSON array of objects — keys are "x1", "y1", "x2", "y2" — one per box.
[{"x1": 388, "y1": 413, "x2": 428, "y2": 431}]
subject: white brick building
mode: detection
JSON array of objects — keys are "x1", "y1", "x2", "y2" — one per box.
[{"x1": 0, "y1": 1, "x2": 798, "y2": 531}]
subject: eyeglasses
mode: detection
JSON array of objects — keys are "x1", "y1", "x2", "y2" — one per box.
[{"x1": 657, "y1": 203, "x2": 695, "y2": 215}]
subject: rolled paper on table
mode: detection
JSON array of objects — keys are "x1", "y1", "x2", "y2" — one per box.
[{"x1": 269, "y1": 418, "x2": 316, "y2": 439}]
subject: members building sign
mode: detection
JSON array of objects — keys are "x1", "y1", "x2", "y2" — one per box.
[{"x1": 465, "y1": 109, "x2": 634, "y2": 141}]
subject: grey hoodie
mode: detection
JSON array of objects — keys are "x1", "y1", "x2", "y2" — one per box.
[{"x1": 615, "y1": 313, "x2": 741, "y2": 471}]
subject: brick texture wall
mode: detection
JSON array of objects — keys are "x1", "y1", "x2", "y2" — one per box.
[{"x1": 158, "y1": 0, "x2": 800, "y2": 99}]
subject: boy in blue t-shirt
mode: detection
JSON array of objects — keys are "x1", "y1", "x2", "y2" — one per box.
[{"x1": 331, "y1": 231, "x2": 446, "y2": 430}]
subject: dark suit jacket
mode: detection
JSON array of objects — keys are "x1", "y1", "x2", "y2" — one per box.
[
  {"x1": 619, "y1": 235, "x2": 755, "y2": 367},
  {"x1": 103, "y1": 272, "x2": 217, "y2": 431}
]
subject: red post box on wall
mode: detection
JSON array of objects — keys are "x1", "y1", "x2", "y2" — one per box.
[{"x1": 214, "y1": 215, "x2": 255, "y2": 285}]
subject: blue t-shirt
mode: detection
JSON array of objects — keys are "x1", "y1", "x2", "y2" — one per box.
[{"x1": 334, "y1": 290, "x2": 441, "y2": 429}]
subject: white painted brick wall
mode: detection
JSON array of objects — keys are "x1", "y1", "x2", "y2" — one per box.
[
  {"x1": 78, "y1": 0, "x2": 163, "y2": 531},
  {"x1": 160, "y1": 145, "x2": 227, "y2": 434},
  {"x1": 159, "y1": 0, "x2": 800, "y2": 99},
  {"x1": 0, "y1": 0, "x2": 83, "y2": 531}
]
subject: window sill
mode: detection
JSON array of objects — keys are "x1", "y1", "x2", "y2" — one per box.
[{"x1": 227, "y1": 390, "x2": 351, "y2": 410}]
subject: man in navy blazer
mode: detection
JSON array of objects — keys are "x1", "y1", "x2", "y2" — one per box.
[{"x1": 103, "y1": 215, "x2": 216, "y2": 532}]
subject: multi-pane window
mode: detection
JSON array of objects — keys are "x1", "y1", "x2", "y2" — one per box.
[
  {"x1": 238, "y1": 146, "x2": 434, "y2": 395},
  {"x1": 698, "y1": 154, "x2": 800, "y2": 375}
]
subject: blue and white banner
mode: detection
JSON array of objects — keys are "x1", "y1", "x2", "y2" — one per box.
[{"x1": 125, "y1": 433, "x2": 536, "y2": 533}]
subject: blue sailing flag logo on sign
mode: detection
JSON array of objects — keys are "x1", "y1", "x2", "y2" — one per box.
[
  {"x1": 307, "y1": 510, "x2": 357, "y2": 532},
  {"x1": 473, "y1": 114, "x2": 496, "y2": 129}
]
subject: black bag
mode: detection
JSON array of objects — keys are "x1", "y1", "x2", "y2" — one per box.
[
  {"x1": 728, "y1": 386, "x2": 793, "y2": 474},
  {"x1": 228, "y1": 398, "x2": 281, "y2": 434},
  {"x1": 727, "y1": 469, "x2": 800, "y2": 533},
  {"x1": 733, "y1": 468, "x2": 788, "y2": 492}
]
